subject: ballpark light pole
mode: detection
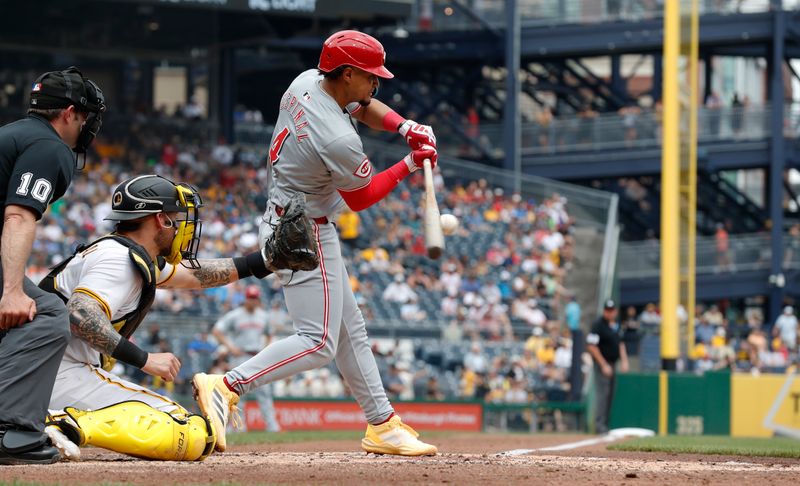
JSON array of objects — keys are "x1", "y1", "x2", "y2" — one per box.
[{"x1": 504, "y1": 0, "x2": 521, "y2": 194}]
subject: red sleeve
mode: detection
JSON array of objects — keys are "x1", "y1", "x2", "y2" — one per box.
[
  {"x1": 382, "y1": 110, "x2": 406, "y2": 132},
  {"x1": 338, "y1": 159, "x2": 411, "y2": 212}
]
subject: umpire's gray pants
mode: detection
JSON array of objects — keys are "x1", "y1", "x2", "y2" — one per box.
[
  {"x1": 0, "y1": 275, "x2": 70, "y2": 432},
  {"x1": 593, "y1": 363, "x2": 616, "y2": 434}
]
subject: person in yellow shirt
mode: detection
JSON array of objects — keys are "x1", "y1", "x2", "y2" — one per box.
[
  {"x1": 483, "y1": 206, "x2": 500, "y2": 222},
  {"x1": 360, "y1": 245, "x2": 390, "y2": 272},
  {"x1": 536, "y1": 339, "x2": 556, "y2": 365},
  {"x1": 338, "y1": 208, "x2": 361, "y2": 249},
  {"x1": 524, "y1": 327, "x2": 547, "y2": 354}
]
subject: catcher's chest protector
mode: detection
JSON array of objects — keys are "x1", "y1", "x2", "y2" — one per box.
[{"x1": 39, "y1": 233, "x2": 159, "y2": 368}]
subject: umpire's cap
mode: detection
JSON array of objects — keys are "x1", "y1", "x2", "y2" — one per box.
[
  {"x1": 30, "y1": 66, "x2": 105, "y2": 114},
  {"x1": 105, "y1": 175, "x2": 197, "y2": 221}
]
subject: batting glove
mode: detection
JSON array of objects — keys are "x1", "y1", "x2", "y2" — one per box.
[
  {"x1": 404, "y1": 145, "x2": 438, "y2": 173},
  {"x1": 399, "y1": 120, "x2": 437, "y2": 150}
]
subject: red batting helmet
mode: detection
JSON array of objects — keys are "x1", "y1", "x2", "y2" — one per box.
[{"x1": 318, "y1": 30, "x2": 394, "y2": 79}]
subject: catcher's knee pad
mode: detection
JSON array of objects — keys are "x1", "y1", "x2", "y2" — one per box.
[{"x1": 64, "y1": 401, "x2": 216, "y2": 461}]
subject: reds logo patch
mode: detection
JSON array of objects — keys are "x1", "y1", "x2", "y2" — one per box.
[{"x1": 353, "y1": 158, "x2": 373, "y2": 179}]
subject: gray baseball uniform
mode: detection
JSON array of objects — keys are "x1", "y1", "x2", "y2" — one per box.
[
  {"x1": 214, "y1": 306, "x2": 280, "y2": 432},
  {"x1": 225, "y1": 69, "x2": 394, "y2": 425}
]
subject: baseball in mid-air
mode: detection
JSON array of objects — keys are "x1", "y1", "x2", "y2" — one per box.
[{"x1": 440, "y1": 214, "x2": 459, "y2": 235}]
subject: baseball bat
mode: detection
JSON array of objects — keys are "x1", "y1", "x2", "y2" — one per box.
[{"x1": 423, "y1": 158, "x2": 444, "y2": 259}]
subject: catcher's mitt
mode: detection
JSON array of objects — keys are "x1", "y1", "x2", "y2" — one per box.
[{"x1": 263, "y1": 193, "x2": 320, "y2": 272}]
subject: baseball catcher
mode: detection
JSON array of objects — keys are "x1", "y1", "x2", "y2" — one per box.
[{"x1": 41, "y1": 175, "x2": 283, "y2": 461}]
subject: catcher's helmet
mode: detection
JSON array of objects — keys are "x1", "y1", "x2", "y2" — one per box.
[
  {"x1": 105, "y1": 175, "x2": 203, "y2": 268},
  {"x1": 318, "y1": 30, "x2": 393, "y2": 79}
]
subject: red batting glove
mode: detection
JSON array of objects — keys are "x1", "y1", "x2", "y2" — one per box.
[
  {"x1": 403, "y1": 145, "x2": 438, "y2": 173},
  {"x1": 399, "y1": 120, "x2": 437, "y2": 150}
]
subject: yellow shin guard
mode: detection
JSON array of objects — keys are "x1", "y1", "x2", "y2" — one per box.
[{"x1": 63, "y1": 401, "x2": 216, "y2": 461}]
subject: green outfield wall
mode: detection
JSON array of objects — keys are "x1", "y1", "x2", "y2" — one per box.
[{"x1": 610, "y1": 371, "x2": 800, "y2": 437}]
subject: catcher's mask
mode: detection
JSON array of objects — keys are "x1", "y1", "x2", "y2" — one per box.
[{"x1": 104, "y1": 175, "x2": 203, "y2": 268}]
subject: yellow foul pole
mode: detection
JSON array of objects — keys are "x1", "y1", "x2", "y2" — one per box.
[{"x1": 660, "y1": 0, "x2": 680, "y2": 371}]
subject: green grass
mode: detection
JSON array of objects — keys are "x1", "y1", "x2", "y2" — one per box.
[
  {"x1": 227, "y1": 429, "x2": 363, "y2": 445},
  {"x1": 609, "y1": 435, "x2": 800, "y2": 458}
]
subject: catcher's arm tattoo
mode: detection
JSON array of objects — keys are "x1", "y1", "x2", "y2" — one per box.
[
  {"x1": 67, "y1": 292, "x2": 120, "y2": 355},
  {"x1": 159, "y1": 258, "x2": 239, "y2": 290}
]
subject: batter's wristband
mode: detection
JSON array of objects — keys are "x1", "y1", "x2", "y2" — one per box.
[
  {"x1": 382, "y1": 110, "x2": 406, "y2": 132},
  {"x1": 111, "y1": 338, "x2": 148, "y2": 369},
  {"x1": 233, "y1": 252, "x2": 271, "y2": 279}
]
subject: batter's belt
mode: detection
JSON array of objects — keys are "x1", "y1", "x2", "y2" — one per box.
[{"x1": 275, "y1": 205, "x2": 328, "y2": 225}]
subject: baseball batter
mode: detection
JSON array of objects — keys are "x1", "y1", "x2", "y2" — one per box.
[
  {"x1": 193, "y1": 30, "x2": 439, "y2": 456},
  {"x1": 42, "y1": 175, "x2": 275, "y2": 461},
  {"x1": 212, "y1": 285, "x2": 280, "y2": 432}
]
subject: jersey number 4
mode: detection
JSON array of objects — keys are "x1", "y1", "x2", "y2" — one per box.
[
  {"x1": 269, "y1": 127, "x2": 291, "y2": 165},
  {"x1": 16, "y1": 172, "x2": 52, "y2": 203}
]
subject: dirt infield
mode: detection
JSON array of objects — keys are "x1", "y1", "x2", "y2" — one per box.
[{"x1": 2, "y1": 433, "x2": 799, "y2": 485}]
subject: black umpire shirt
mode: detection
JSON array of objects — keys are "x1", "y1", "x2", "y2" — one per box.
[
  {"x1": 587, "y1": 317, "x2": 623, "y2": 364},
  {"x1": 0, "y1": 114, "x2": 75, "y2": 235}
]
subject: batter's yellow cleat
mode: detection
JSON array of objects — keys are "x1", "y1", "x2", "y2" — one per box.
[
  {"x1": 361, "y1": 415, "x2": 438, "y2": 456},
  {"x1": 192, "y1": 373, "x2": 241, "y2": 452}
]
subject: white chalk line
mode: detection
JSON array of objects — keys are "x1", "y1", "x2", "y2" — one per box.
[{"x1": 497, "y1": 428, "x2": 655, "y2": 456}]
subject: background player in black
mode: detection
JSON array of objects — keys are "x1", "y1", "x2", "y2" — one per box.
[
  {"x1": 586, "y1": 299, "x2": 629, "y2": 434},
  {"x1": 0, "y1": 67, "x2": 104, "y2": 465}
]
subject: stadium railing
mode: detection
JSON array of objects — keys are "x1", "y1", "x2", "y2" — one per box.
[
  {"x1": 402, "y1": 0, "x2": 775, "y2": 32},
  {"x1": 237, "y1": 104, "x2": 800, "y2": 161},
  {"x1": 471, "y1": 104, "x2": 799, "y2": 158},
  {"x1": 618, "y1": 232, "x2": 771, "y2": 279}
]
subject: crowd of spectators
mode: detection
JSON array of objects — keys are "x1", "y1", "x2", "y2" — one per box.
[{"x1": 618, "y1": 300, "x2": 800, "y2": 375}]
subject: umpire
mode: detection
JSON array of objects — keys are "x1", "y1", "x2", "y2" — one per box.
[
  {"x1": 0, "y1": 67, "x2": 104, "y2": 464},
  {"x1": 586, "y1": 299, "x2": 629, "y2": 435}
]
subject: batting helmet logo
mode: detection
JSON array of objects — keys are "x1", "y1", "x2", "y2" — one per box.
[
  {"x1": 318, "y1": 30, "x2": 394, "y2": 79},
  {"x1": 113, "y1": 191, "x2": 122, "y2": 206}
]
